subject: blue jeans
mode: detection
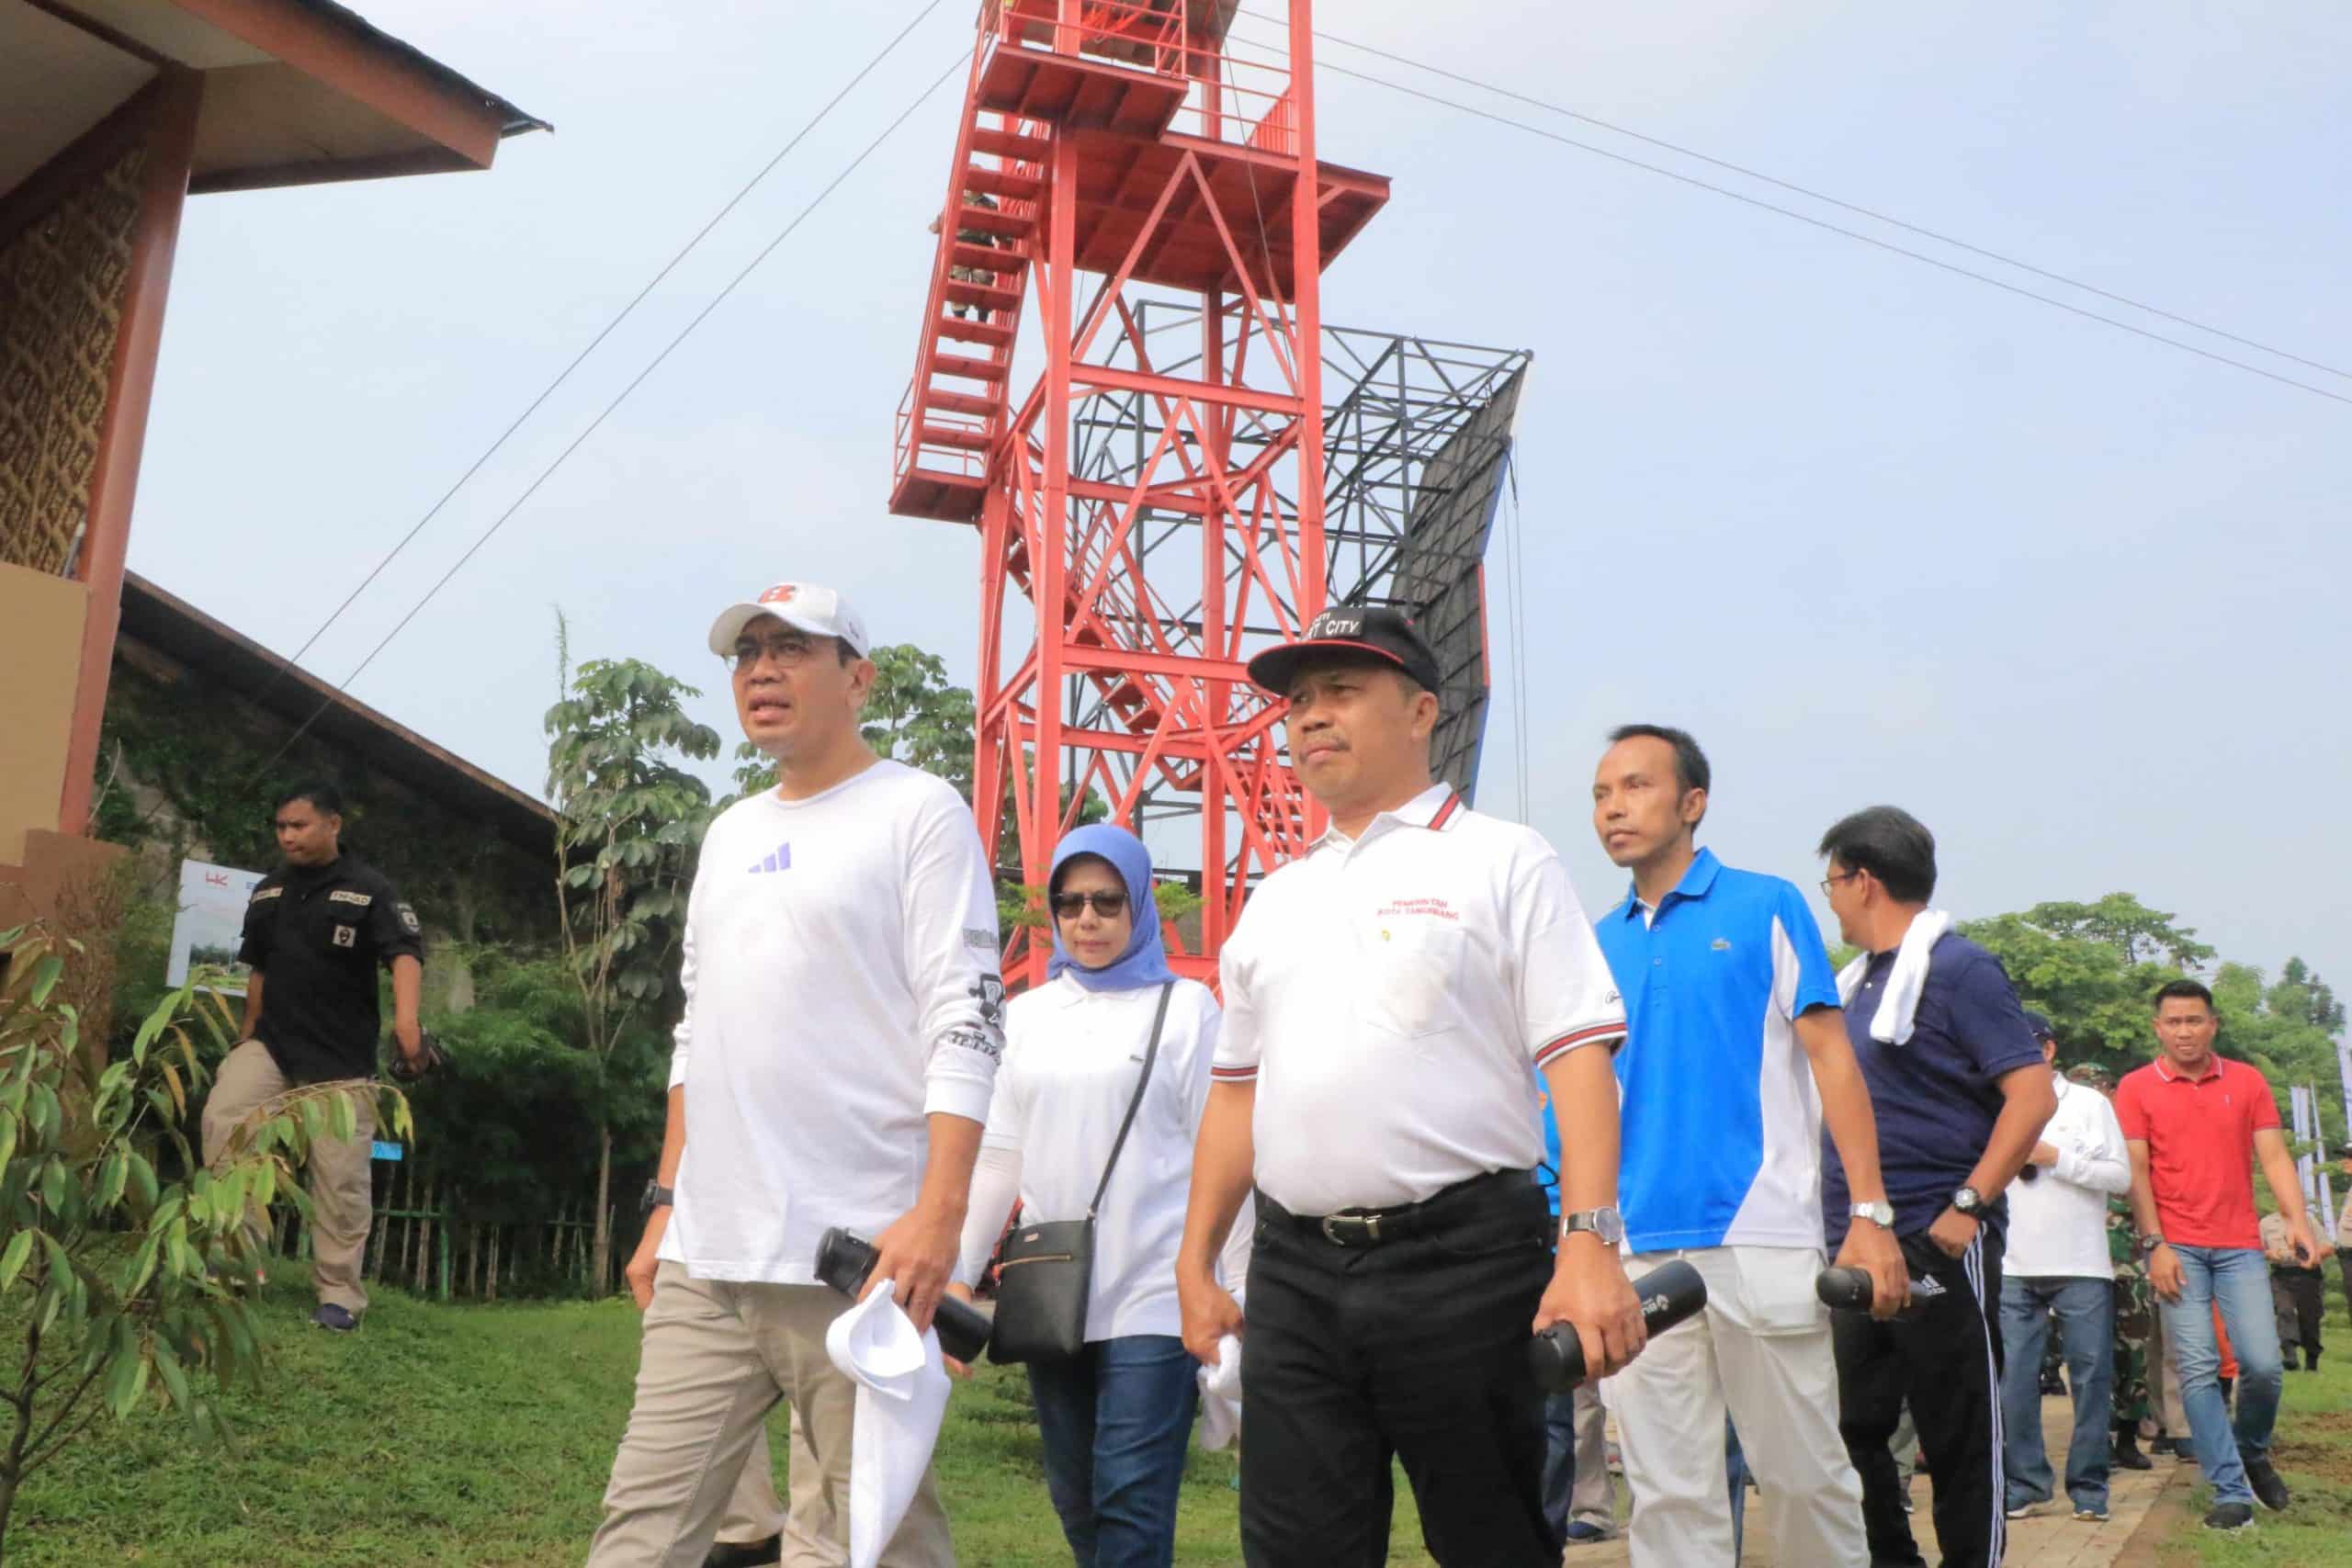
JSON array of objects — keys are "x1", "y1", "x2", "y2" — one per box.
[
  {"x1": 2156, "y1": 1246, "x2": 2285, "y2": 1507},
  {"x1": 1025, "y1": 1335, "x2": 1199, "y2": 1568},
  {"x1": 1999, "y1": 1277, "x2": 2114, "y2": 1511}
]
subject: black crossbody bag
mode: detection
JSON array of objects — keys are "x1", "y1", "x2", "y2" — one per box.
[{"x1": 988, "y1": 981, "x2": 1175, "y2": 1365}]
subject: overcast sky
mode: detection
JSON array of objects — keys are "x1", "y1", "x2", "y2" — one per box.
[{"x1": 129, "y1": 1, "x2": 2350, "y2": 998}]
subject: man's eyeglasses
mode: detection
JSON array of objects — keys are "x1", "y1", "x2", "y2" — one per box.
[
  {"x1": 1818, "y1": 870, "x2": 1864, "y2": 896},
  {"x1": 729, "y1": 633, "x2": 825, "y2": 671},
  {"x1": 1051, "y1": 890, "x2": 1128, "y2": 919}
]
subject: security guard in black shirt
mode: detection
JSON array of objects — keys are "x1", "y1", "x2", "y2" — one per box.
[{"x1": 199, "y1": 781, "x2": 424, "y2": 1332}]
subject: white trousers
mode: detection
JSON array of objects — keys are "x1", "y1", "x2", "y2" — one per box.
[{"x1": 1604, "y1": 1245, "x2": 1868, "y2": 1568}]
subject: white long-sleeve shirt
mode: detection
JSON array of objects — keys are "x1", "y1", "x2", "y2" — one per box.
[
  {"x1": 2005, "y1": 1070, "x2": 2131, "y2": 1280},
  {"x1": 660, "y1": 761, "x2": 1003, "y2": 1284},
  {"x1": 956, "y1": 974, "x2": 1220, "y2": 1339}
]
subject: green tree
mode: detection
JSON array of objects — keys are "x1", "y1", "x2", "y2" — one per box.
[
  {"x1": 1961, "y1": 894, "x2": 2210, "y2": 1066},
  {"x1": 727, "y1": 643, "x2": 979, "y2": 804},
  {"x1": 543, "y1": 632, "x2": 720, "y2": 1295},
  {"x1": 0, "y1": 924, "x2": 401, "y2": 1552},
  {"x1": 2211, "y1": 959, "x2": 2346, "y2": 1147}
]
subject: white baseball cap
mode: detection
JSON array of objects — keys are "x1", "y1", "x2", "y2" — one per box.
[{"x1": 707, "y1": 581, "x2": 871, "y2": 659}]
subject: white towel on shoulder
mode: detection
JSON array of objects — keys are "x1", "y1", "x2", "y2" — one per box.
[
  {"x1": 1835, "y1": 909, "x2": 1953, "y2": 1044},
  {"x1": 824, "y1": 1280, "x2": 951, "y2": 1568}
]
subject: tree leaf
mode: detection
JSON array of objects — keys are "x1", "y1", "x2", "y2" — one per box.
[
  {"x1": 106, "y1": 1341, "x2": 151, "y2": 1418},
  {"x1": 96, "y1": 1149, "x2": 127, "y2": 1210},
  {"x1": 153, "y1": 1340, "x2": 192, "y2": 1413},
  {"x1": 161, "y1": 1061, "x2": 187, "y2": 1118},
  {"x1": 0, "y1": 1228, "x2": 32, "y2": 1292},
  {"x1": 0, "y1": 1109, "x2": 17, "y2": 1172},
  {"x1": 28, "y1": 954, "x2": 63, "y2": 1007},
  {"x1": 126, "y1": 1150, "x2": 158, "y2": 1213}
]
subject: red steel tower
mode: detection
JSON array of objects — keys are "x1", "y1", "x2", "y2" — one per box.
[{"x1": 889, "y1": 0, "x2": 1388, "y2": 981}]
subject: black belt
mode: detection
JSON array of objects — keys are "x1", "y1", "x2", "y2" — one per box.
[{"x1": 1260, "y1": 1168, "x2": 1537, "y2": 1250}]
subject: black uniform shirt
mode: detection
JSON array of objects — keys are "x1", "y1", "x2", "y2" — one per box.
[{"x1": 235, "y1": 854, "x2": 423, "y2": 1085}]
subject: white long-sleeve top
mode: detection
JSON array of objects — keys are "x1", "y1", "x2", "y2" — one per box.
[
  {"x1": 660, "y1": 761, "x2": 1003, "y2": 1284},
  {"x1": 956, "y1": 974, "x2": 1220, "y2": 1340},
  {"x1": 2005, "y1": 1070, "x2": 2131, "y2": 1280}
]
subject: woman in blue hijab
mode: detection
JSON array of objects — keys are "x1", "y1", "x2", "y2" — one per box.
[{"x1": 952, "y1": 824, "x2": 1227, "y2": 1568}]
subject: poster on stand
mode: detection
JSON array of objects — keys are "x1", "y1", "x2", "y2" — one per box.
[{"x1": 167, "y1": 860, "x2": 264, "y2": 995}]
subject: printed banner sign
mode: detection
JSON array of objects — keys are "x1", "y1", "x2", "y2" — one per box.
[{"x1": 166, "y1": 860, "x2": 263, "y2": 996}]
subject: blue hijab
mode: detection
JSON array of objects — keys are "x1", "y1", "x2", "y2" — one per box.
[{"x1": 1046, "y1": 824, "x2": 1175, "y2": 992}]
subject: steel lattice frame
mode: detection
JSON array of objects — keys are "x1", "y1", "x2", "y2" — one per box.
[{"x1": 891, "y1": 6, "x2": 1530, "y2": 982}]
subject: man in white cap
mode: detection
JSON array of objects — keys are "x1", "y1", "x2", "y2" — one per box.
[{"x1": 587, "y1": 581, "x2": 1005, "y2": 1568}]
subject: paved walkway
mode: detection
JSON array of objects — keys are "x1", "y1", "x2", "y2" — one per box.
[{"x1": 1565, "y1": 1393, "x2": 2181, "y2": 1567}]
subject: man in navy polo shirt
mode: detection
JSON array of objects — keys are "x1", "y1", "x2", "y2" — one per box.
[
  {"x1": 1817, "y1": 806, "x2": 2056, "y2": 1568},
  {"x1": 1590, "y1": 726, "x2": 1905, "y2": 1568}
]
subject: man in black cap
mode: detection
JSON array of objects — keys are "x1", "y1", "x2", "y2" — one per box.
[
  {"x1": 206, "y1": 782, "x2": 425, "y2": 1332},
  {"x1": 1175, "y1": 605, "x2": 1645, "y2": 1568},
  {"x1": 1996, "y1": 1011, "x2": 2132, "y2": 1523}
]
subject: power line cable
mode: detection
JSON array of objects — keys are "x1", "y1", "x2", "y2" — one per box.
[
  {"x1": 246, "y1": 50, "x2": 970, "y2": 781},
  {"x1": 273, "y1": 0, "x2": 950, "y2": 679},
  {"x1": 1218, "y1": 30, "x2": 2352, "y2": 411},
  {"x1": 1233, "y1": 9, "x2": 2350, "y2": 386}
]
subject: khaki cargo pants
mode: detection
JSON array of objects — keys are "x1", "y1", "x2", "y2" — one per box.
[
  {"x1": 198, "y1": 1040, "x2": 377, "y2": 1314},
  {"x1": 589, "y1": 1262, "x2": 955, "y2": 1568}
]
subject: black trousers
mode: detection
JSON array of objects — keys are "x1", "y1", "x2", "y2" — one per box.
[
  {"x1": 2338, "y1": 1249, "x2": 2352, "y2": 1329},
  {"x1": 2272, "y1": 1266, "x2": 2324, "y2": 1362},
  {"x1": 1834, "y1": 1227, "x2": 2007, "y2": 1568},
  {"x1": 1238, "y1": 1175, "x2": 1555, "y2": 1568}
]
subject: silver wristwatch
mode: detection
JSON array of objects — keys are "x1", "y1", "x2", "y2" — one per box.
[
  {"x1": 1849, "y1": 1200, "x2": 1894, "y2": 1230},
  {"x1": 1561, "y1": 1206, "x2": 1624, "y2": 1247}
]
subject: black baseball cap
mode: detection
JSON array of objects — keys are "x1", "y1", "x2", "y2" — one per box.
[
  {"x1": 1245, "y1": 605, "x2": 1442, "y2": 698},
  {"x1": 2021, "y1": 1010, "x2": 2057, "y2": 1043}
]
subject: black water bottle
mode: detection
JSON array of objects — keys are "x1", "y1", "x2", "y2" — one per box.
[
  {"x1": 1815, "y1": 1265, "x2": 1937, "y2": 1320},
  {"x1": 814, "y1": 1226, "x2": 993, "y2": 1366},
  {"x1": 1528, "y1": 1260, "x2": 1707, "y2": 1392}
]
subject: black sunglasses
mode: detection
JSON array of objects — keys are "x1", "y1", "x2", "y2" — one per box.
[{"x1": 1051, "y1": 890, "x2": 1128, "y2": 919}]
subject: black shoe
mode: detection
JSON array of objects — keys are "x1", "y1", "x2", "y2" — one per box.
[
  {"x1": 2111, "y1": 1429, "x2": 2154, "y2": 1471},
  {"x1": 2202, "y1": 1502, "x2": 2254, "y2": 1532},
  {"x1": 2176, "y1": 1441, "x2": 2198, "y2": 1464},
  {"x1": 705, "y1": 1536, "x2": 783, "y2": 1568},
  {"x1": 2150, "y1": 1436, "x2": 2178, "y2": 1457},
  {"x1": 2307, "y1": 1353, "x2": 2321, "y2": 1372},
  {"x1": 309, "y1": 1303, "x2": 357, "y2": 1334},
  {"x1": 2243, "y1": 1453, "x2": 2291, "y2": 1512}
]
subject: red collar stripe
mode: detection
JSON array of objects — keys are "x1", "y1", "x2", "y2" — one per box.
[{"x1": 1427, "y1": 792, "x2": 1464, "y2": 831}]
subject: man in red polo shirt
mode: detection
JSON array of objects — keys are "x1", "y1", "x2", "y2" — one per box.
[{"x1": 2115, "y1": 979, "x2": 2323, "y2": 1534}]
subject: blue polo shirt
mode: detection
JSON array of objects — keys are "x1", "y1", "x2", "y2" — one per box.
[
  {"x1": 1821, "y1": 931, "x2": 2043, "y2": 1247},
  {"x1": 1596, "y1": 849, "x2": 1845, "y2": 1254}
]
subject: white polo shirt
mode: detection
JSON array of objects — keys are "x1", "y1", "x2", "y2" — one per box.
[{"x1": 1214, "y1": 784, "x2": 1627, "y2": 1215}]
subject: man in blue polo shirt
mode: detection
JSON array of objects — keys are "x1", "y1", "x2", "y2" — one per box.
[
  {"x1": 1817, "y1": 805, "x2": 2056, "y2": 1568},
  {"x1": 1589, "y1": 726, "x2": 1905, "y2": 1568}
]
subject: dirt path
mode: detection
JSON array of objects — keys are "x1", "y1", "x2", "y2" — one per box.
[{"x1": 1561, "y1": 1393, "x2": 2188, "y2": 1566}]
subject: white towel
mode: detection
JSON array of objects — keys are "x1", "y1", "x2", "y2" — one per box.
[
  {"x1": 1835, "y1": 909, "x2": 1953, "y2": 1044},
  {"x1": 824, "y1": 1280, "x2": 951, "y2": 1568},
  {"x1": 1196, "y1": 1333, "x2": 1245, "y2": 1452}
]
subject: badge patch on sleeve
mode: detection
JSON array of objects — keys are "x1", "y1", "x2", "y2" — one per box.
[
  {"x1": 398, "y1": 903, "x2": 421, "y2": 934},
  {"x1": 969, "y1": 975, "x2": 1006, "y2": 1031}
]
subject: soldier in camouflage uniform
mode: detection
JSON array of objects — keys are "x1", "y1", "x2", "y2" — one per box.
[{"x1": 2069, "y1": 1062, "x2": 2156, "y2": 1470}]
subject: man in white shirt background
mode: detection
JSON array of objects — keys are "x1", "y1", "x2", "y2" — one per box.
[
  {"x1": 1175, "y1": 606, "x2": 1645, "y2": 1568},
  {"x1": 588, "y1": 581, "x2": 1004, "y2": 1568},
  {"x1": 1997, "y1": 1011, "x2": 2132, "y2": 1524}
]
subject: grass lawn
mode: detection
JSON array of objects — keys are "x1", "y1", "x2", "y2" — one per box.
[
  {"x1": 2155, "y1": 1289, "x2": 2352, "y2": 1567},
  {"x1": 5, "y1": 1276, "x2": 1436, "y2": 1566}
]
